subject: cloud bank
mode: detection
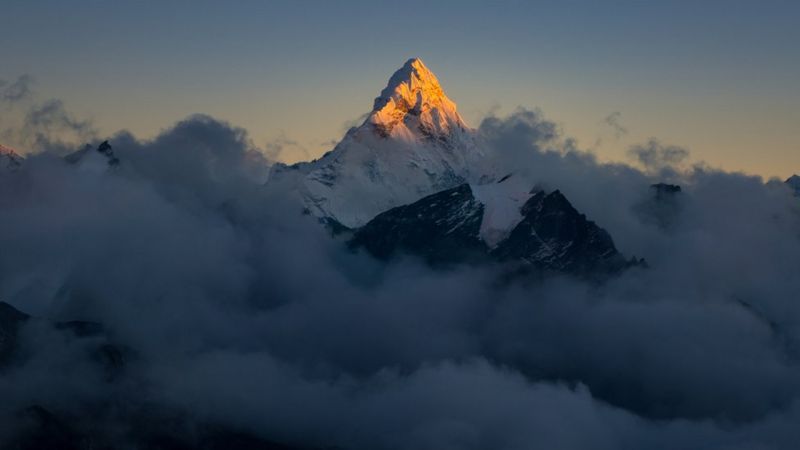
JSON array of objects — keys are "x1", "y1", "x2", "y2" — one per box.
[{"x1": 1, "y1": 99, "x2": 800, "y2": 449}]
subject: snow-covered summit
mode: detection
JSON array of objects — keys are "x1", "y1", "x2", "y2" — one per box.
[
  {"x1": 269, "y1": 58, "x2": 483, "y2": 228},
  {"x1": 369, "y1": 58, "x2": 469, "y2": 142}
]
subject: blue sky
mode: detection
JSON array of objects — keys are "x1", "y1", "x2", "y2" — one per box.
[{"x1": 2, "y1": 0, "x2": 798, "y2": 177}]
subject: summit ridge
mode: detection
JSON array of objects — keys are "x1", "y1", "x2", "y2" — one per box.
[{"x1": 368, "y1": 58, "x2": 468, "y2": 139}]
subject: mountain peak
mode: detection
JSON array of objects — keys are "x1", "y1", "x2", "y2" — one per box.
[
  {"x1": 270, "y1": 58, "x2": 481, "y2": 229},
  {"x1": 368, "y1": 58, "x2": 468, "y2": 138},
  {"x1": 372, "y1": 58, "x2": 440, "y2": 110}
]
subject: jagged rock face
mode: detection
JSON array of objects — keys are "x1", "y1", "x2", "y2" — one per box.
[
  {"x1": 492, "y1": 190, "x2": 627, "y2": 273},
  {"x1": 64, "y1": 140, "x2": 120, "y2": 168},
  {"x1": 96, "y1": 140, "x2": 120, "y2": 166},
  {"x1": 269, "y1": 58, "x2": 482, "y2": 229},
  {"x1": 349, "y1": 184, "x2": 487, "y2": 264},
  {"x1": 350, "y1": 183, "x2": 632, "y2": 275}
]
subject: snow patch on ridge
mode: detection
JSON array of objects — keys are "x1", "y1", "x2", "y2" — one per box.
[{"x1": 471, "y1": 175, "x2": 533, "y2": 247}]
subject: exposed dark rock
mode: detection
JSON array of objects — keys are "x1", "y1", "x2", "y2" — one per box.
[
  {"x1": 492, "y1": 190, "x2": 632, "y2": 274},
  {"x1": 350, "y1": 183, "x2": 639, "y2": 275},
  {"x1": 64, "y1": 140, "x2": 119, "y2": 167},
  {"x1": 97, "y1": 140, "x2": 120, "y2": 166},
  {"x1": 349, "y1": 184, "x2": 487, "y2": 264}
]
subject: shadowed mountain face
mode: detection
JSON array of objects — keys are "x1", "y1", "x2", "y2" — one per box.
[
  {"x1": 350, "y1": 183, "x2": 634, "y2": 275},
  {"x1": 491, "y1": 190, "x2": 630, "y2": 273},
  {"x1": 349, "y1": 184, "x2": 487, "y2": 264}
]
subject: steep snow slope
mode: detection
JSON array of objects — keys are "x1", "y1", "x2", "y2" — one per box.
[{"x1": 470, "y1": 174, "x2": 534, "y2": 247}]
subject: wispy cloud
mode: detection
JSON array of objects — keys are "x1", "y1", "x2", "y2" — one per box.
[
  {"x1": 0, "y1": 74, "x2": 35, "y2": 104},
  {"x1": 603, "y1": 111, "x2": 628, "y2": 139}
]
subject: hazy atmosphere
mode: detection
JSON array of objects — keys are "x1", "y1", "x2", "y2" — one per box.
[{"x1": 2, "y1": 2, "x2": 800, "y2": 449}]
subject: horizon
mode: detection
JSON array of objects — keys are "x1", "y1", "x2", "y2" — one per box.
[{"x1": 2, "y1": 0, "x2": 799, "y2": 180}]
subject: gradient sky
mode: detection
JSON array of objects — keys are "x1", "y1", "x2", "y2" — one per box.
[{"x1": 2, "y1": 0, "x2": 799, "y2": 178}]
